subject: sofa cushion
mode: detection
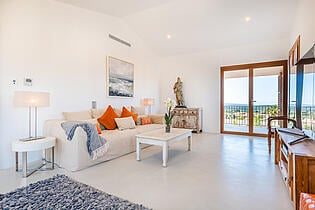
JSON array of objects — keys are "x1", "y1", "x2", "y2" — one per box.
[
  {"x1": 114, "y1": 116, "x2": 136, "y2": 130},
  {"x1": 97, "y1": 105, "x2": 119, "y2": 130},
  {"x1": 63, "y1": 110, "x2": 92, "y2": 121},
  {"x1": 121, "y1": 106, "x2": 138, "y2": 121}
]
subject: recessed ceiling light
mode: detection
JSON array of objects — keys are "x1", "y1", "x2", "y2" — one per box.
[
  {"x1": 166, "y1": 34, "x2": 172, "y2": 39},
  {"x1": 245, "y1": 16, "x2": 251, "y2": 22}
]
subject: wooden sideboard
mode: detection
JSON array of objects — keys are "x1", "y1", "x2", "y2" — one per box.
[
  {"x1": 171, "y1": 108, "x2": 202, "y2": 133},
  {"x1": 275, "y1": 128, "x2": 315, "y2": 210}
]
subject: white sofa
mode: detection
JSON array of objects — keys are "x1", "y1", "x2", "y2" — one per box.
[{"x1": 44, "y1": 110, "x2": 164, "y2": 171}]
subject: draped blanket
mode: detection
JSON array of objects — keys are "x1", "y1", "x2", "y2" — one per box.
[{"x1": 61, "y1": 122, "x2": 108, "y2": 160}]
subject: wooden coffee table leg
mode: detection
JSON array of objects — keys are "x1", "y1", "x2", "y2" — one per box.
[
  {"x1": 136, "y1": 139, "x2": 141, "y2": 161},
  {"x1": 188, "y1": 135, "x2": 192, "y2": 151},
  {"x1": 163, "y1": 142, "x2": 168, "y2": 167}
]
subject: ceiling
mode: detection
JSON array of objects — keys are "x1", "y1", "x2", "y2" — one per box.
[
  {"x1": 56, "y1": 0, "x2": 299, "y2": 56},
  {"x1": 55, "y1": 0, "x2": 169, "y2": 17}
]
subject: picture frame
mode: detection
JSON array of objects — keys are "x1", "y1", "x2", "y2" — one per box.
[{"x1": 106, "y1": 56, "x2": 134, "y2": 98}]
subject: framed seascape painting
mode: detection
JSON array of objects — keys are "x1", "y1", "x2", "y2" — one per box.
[{"x1": 107, "y1": 56, "x2": 134, "y2": 97}]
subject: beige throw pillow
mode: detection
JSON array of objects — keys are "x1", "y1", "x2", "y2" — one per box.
[
  {"x1": 114, "y1": 116, "x2": 136, "y2": 130},
  {"x1": 113, "y1": 108, "x2": 122, "y2": 117},
  {"x1": 63, "y1": 110, "x2": 92, "y2": 121},
  {"x1": 91, "y1": 109, "x2": 106, "y2": 119},
  {"x1": 131, "y1": 106, "x2": 146, "y2": 115}
]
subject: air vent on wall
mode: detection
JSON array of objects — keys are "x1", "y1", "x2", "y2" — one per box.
[{"x1": 109, "y1": 34, "x2": 131, "y2": 47}]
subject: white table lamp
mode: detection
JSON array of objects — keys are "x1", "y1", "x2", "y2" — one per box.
[
  {"x1": 14, "y1": 91, "x2": 50, "y2": 141},
  {"x1": 143, "y1": 98, "x2": 155, "y2": 115}
]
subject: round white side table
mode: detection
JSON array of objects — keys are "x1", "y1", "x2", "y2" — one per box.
[{"x1": 12, "y1": 137, "x2": 56, "y2": 178}]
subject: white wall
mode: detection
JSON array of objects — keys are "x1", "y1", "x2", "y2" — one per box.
[
  {"x1": 158, "y1": 38, "x2": 290, "y2": 133},
  {"x1": 158, "y1": 51, "x2": 220, "y2": 133},
  {"x1": 0, "y1": 0, "x2": 161, "y2": 169},
  {"x1": 290, "y1": 0, "x2": 315, "y2": 55}
]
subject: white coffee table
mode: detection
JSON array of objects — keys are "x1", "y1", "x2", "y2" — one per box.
[{"x1": 136, "y1": 128, "x2": 192, "y2": 167}]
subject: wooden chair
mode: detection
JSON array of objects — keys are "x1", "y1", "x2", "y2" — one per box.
[{"x1": 267, "y1": 116, "x2": 297, "y2": 154}]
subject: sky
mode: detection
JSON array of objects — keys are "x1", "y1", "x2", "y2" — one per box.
[{"x1": 224, "y1": 73, "x2": 314, "y2": 106}]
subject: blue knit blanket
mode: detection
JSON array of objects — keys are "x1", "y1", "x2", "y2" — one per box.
[{"x1": 61, "y1": 121, "x2": 108, "y2": 160}]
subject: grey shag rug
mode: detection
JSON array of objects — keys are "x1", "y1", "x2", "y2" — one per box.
[{"x1": 0, "y1": 174, "x2": 149, "y2": 210}]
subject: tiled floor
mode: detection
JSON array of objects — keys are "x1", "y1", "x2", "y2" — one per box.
[{"x1": 0, "y1": 133, "x2": 293, "y2": 210}]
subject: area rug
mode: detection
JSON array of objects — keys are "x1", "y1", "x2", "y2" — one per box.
[{"x1": 0, "y1": 174, "x2": 149, "y2": 209}]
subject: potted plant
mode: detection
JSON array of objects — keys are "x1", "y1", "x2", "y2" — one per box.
[{"x1": 164, "y1": 98, "x2": 175, "y2": 133}]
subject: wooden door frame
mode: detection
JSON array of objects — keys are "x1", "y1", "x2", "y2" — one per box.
[{"x1": 220, "y1": 60, "x2": 288, "y2": 137}]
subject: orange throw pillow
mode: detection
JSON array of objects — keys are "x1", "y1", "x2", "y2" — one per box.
[
  {"x1": 141, "y1": 117, "x2": 152, "y2": 125},
  {"x1": 96, "y1": 123, "x2": 102, "y2": 134},
  {"x1": 97, "y1": 105, "x2": 119, "y2": 130},
  {"x1": 121, "y1": 106, "x2": 138, "y2": 122}
]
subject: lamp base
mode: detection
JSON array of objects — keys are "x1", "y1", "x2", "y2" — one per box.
[{"x1": 19, "y1": 136, "x2": 45, "y2": 142}]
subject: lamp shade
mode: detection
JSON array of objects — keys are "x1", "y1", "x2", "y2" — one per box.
[
  {"x1": 143, "y1": 98, "x2": 155, "y2": 106},
  {"x1": 14, "y1": 91, "x2": 50, "y2": 107}
]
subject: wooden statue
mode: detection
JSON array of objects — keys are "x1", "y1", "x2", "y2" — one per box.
[{"x1": 173, "y1": 77, "x2": 186, "y2": 107}]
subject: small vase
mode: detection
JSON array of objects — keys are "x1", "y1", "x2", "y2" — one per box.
[{"x1": 165, "y1": 124, "x2": 171, "y2": 133}]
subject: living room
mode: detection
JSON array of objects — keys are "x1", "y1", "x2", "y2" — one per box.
[{"x1": 0, "y1": 0, "x2": 315, "y2": 209}]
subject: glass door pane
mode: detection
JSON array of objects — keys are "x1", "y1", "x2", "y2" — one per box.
[
  {"x1": 253, "y1": 66, "x2": 283, "y2": 134},
  {"x1": 289, "y1": 65, "x2": 297, "y2": 120},
  {"x1": 302, "y1": 64, "x2": 315, "y2": 134},
  {"x1": 224, "y1": 69, "x2": 249, "y2": 133}
]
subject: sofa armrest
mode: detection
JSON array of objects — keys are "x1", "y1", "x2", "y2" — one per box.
[
  {"x1": 43, "y1": 119, "x2": 90, "y2": 171},
  {"x1": 150, "y1": 114, "x2": 165, "y2": 124}
]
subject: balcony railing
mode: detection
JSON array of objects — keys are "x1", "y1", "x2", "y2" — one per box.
[
  {"x1": 224, "y1": 105, "x2": 279, "y2": 127},
  {"x1": 290, "y1": 105, "x2": 315, "y2": 130},
  {"x1": 225, "y1": 104, "x2": 315, "y2": 129}
]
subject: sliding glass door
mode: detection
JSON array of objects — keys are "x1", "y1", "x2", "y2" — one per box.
[
  {"x1": 253, "y1": 66, "x2": 284, "y2": 134},
  {"x1": 221, "y1": 61, "x2": 288, "y2": 136},
  {"x1": 223, "y1": 69, "x2": 249, "y2": 133}
]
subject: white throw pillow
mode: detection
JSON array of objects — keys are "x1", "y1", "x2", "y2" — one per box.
[{"x1": 114, "y1": 116, "x2": 136, "y2": 130}]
